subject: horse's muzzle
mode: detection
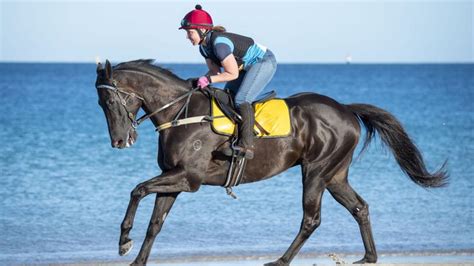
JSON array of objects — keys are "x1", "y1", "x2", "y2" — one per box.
[{"x1": 111, "y1": 130, "x2": 137, "y2": 149}]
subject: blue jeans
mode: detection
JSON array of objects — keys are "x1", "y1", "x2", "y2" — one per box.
[{"x1": 225, "y1": 49, "x2": 277, "y2": 106}]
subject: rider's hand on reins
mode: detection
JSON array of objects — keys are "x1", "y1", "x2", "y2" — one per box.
[{"x1": 196, "y1": 75, "x2": 211, "y2": 89}]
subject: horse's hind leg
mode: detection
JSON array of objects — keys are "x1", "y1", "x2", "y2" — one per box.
[
  {"x1": 327, "y1": 169, "x2": 377, "y2": 263},
  {"x1": 131, "y1": 192, "x2": 179, "y2": 265},
  {"x1": 265, "y1": 164, "x2": 326, "y2": 266}
]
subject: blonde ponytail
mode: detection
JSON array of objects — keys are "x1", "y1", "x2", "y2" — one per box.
[{"x1": 212, "y1": 25, "x2": 226, "y2": 32}]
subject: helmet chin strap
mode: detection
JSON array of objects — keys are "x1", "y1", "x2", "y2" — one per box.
[{"x1": 198, "y1": 29, "x2": 210, "y2": 45}]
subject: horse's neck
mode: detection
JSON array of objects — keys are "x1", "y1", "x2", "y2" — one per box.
[
  {"x1": 117, "y1": 68, "x2": 192, "y2": 127},
  {"x1": 141, "y1": 81, "x2": 191, "y2": 127}
]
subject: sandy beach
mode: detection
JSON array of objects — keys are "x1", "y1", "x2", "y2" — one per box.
[{"x1": 59, "y1": 251, "x2": 474, "y2": 266}]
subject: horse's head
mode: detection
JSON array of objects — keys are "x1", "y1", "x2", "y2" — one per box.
[{"x1": 96, "y1": 60, "x2": 142, "y2": 149}]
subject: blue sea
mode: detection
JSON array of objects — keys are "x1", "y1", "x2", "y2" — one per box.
[{"x1": 0, "y1": 63, "x2": 472, "y2": 264}]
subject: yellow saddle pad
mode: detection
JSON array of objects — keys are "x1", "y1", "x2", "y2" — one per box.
[{"x1": 211, "y1": 98, "x2": 291, "y2": 138}]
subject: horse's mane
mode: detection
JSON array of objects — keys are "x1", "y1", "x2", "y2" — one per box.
[{"x1": 114, "y1": 59, "x2": 185, "y2": 84}]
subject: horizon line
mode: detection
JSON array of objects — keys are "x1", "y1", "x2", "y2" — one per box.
[{"x1": 1, "y1": 60, "x2": 473, "y2": 65}]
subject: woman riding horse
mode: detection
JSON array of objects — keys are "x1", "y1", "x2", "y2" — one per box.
[
  {"x1": 180, "y1": 4, "x2": 277, "y2": 159},
  {"x1": 96, "y1": 58, "x2": 447, "y2": 265}
]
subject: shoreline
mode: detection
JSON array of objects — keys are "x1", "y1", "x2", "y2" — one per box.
[{"x1": 52, "y1": 250, "x2": 474, "y2": 266}]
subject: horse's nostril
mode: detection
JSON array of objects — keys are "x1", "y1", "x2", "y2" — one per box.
[{"x1": 112, "y1": 139, "x2": 124, "y2": 147}]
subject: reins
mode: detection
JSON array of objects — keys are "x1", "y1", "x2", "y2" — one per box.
[
  {"x1": 96, "y1": 81, "x2": 212, "y2": 132},
  {"x1": 135, "y1": 87, "x2": 200, "y2": 127}
]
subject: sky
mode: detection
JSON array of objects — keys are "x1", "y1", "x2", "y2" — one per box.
[{"x1": 0, "y1": 0, "x2": 473, "y2": 63}]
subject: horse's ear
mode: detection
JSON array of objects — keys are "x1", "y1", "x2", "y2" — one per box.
[
  {"x1": 96, "y1": 62, "x2": 103, "y2": 74},
  {"x1": 105, "y1": 59, "x2": 113, "y2": 79}
]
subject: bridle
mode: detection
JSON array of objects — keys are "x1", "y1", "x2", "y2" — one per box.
[
  {"x1": 96, "y1": 80, "x2": 201, "y2": 131},
  {"x1": 96, "y1": 81, "x2": 144, "y2": 129}
]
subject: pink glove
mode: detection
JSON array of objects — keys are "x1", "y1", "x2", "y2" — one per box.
[{"x1": 197, "y1": 75, "x2": 211, "y2": 89}]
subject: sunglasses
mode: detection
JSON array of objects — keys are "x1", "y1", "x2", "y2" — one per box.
[{"x1": 181, "y1": 19, "x2": 190, "y2": 28}]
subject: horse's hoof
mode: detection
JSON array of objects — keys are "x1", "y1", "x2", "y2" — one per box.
[
  {"x1": 264, "y1": 259, "x2": 289, "y2": 266},
  {"x1": 119, "y1": 240, "x2": 133, "y2": 256},
  {"x1": 353, "y1": 255, "x2": 377, "y2": 264}
]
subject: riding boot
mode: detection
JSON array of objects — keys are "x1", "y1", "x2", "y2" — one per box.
[
  {"x1": 222, "y1": 102, "x2": 255, "y2": 159},
  {"x1": 236, "y1": 102, "x2": 255, "y2": 159}
]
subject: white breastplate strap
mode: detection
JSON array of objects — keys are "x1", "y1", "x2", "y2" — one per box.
[{"x1": 156, "y1": 115, "x2": 212, "y2": 132}]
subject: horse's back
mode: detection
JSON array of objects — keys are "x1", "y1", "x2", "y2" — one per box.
[
  {"x1": 285, "y1": 92, "x2": 359, "y2": 126},
  {"x1": 285, "y1": 92, "x2": 348, "y2": 114}
]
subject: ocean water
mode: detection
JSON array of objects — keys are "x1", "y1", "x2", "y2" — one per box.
[{"x1": 0, "y1": 63, "x2": 472, "y2": 264}]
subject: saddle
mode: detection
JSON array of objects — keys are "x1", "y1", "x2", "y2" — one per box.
[
  {"x1": 174, "y1": 82, "x2": 292, "y2": 199},
  {"x1": 205, "y1": 87, "x2": 293, "y2": 199},
  {"x1": 207, "y1": 87, "x2": 292, "y2": 138}
]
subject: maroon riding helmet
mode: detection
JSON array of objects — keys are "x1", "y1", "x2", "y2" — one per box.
[{"x1": 179, "y1": 4, "x2": 213, "y2": 30}]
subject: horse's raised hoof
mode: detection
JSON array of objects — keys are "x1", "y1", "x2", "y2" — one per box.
[
  {"x1": 353, "y1": 255, "x2": 377, "y2": 264},
  {"x1": 119, "y1": 240, "x2": 133, "y2": 256},
  {"x1": 264, "y1": 259, "x2": 289, "y2": 266}
]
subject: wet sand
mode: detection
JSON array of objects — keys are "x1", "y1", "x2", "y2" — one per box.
[{"x1": 62, "y1": 251, "x2": 474, "y2": 265}]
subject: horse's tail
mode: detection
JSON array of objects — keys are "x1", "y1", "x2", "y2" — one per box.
[{"x1": 346, "y1": 103, "x2": 449, "y2": 188}]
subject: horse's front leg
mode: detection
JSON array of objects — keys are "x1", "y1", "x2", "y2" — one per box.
[
  {"x1": 119, "y1": 168, "x2": 200, "y2": 257},
  {"x1": 131, "y1": 192, "x2": 179, "y2": 266}
]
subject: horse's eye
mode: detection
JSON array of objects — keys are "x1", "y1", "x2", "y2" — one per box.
[{"x1": 106, "y1": 99, "x2": 115, "y2": 106}]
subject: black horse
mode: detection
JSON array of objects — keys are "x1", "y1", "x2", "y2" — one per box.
[{"x1": 95, "y1": 59, "x2": 448, "y2": 265}]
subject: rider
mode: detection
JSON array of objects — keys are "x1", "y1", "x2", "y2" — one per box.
[{"x1": 179, "y1": 4, "x2": 277, "y2": 159}]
